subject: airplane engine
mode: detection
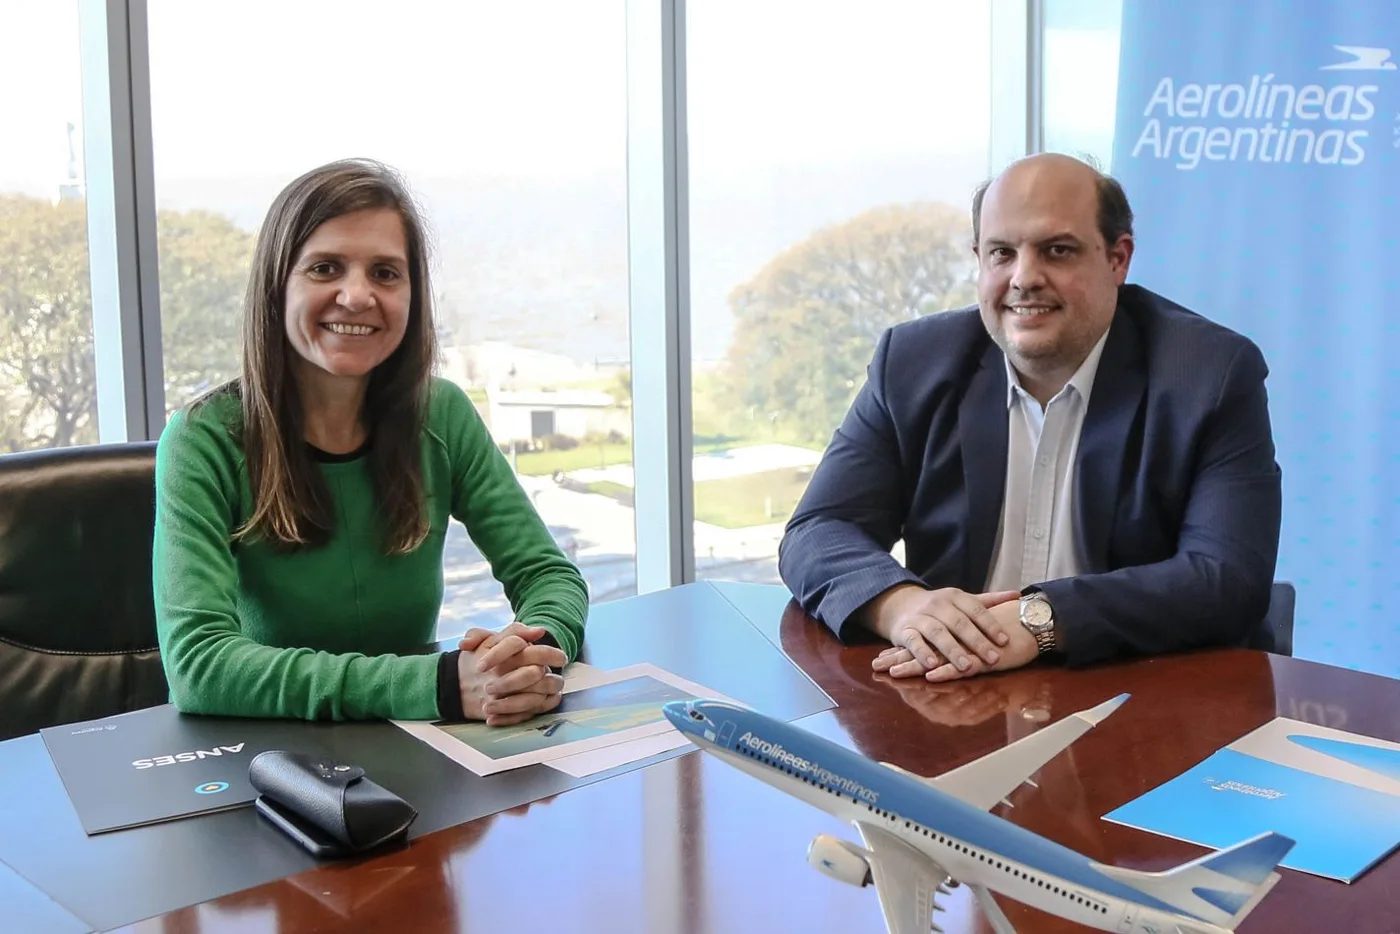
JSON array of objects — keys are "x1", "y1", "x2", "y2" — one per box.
[{"x1": 806, "y1": 834, "x2": 873, "y2": 887}]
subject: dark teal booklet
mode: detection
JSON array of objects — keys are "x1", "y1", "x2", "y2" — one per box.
[
  {"x1": 41, "y1": 706, "x2": 327, "y2": 834},
  {"x1": 1105, "y1": 717, "x2": 1400, "y2": 882}
]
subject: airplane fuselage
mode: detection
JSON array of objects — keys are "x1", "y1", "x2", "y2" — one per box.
[{"x1": 689, "y1": 713, "x2": 1228, "y2": 934}]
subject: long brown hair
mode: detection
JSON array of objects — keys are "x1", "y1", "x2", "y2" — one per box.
[{"x1": 236, "y1": 158, "x2": 438, "y2": 554}]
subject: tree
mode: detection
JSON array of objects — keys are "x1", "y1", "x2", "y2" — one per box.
[
  {"x1": 722, "y1": 201, "x2": 977, "y2": 442},
  {"x1": 0, "y1": 194, "x2": 253, "y2": 451},
  {"x1": 0, "y1": 195, "x2": 96, "y2": 450},
  {"x1": 156, "y1": 209, "x2": 254, "y2": 410}
]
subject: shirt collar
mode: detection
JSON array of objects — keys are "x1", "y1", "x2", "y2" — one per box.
[{"x1": 1004, "y1": 323, "x2": 1113, "y2": 410}]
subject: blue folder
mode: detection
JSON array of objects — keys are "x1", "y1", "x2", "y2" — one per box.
[{"x1": 1104, "y1": 717, "x2": 1400, "y2": 882}]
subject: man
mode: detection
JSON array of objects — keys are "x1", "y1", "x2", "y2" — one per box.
[{"x1": 778, "y1": 153, "x2": 1281, "y2": 682}]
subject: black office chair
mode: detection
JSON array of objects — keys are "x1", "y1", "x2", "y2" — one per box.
[
  {"x1": 1260, "y1": 580, "x2": 1296, "y2": 657},
  {"x1": 0, "y1": 442, "x2": 169, "y2": 741}
]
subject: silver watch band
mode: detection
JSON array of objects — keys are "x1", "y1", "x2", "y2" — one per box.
[{"x1": 1031, "y1": 625, "x2": 1056, "y2": 655}]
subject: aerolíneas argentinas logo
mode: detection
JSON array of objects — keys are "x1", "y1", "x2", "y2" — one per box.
[
  {"x1": 1130, "y1": 44, "x2": 1395, "y2": 170},
  {"x1": 738, "y1": 730, "x2": 879, "y2": 804}
]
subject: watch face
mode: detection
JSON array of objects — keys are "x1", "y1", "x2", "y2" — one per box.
[{"x1": 1022, "y1": 598, "x2": 1053, "y2": 630}]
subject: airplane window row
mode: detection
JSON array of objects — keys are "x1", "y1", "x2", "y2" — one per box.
[
  {"x1": 899, "y1": 821, "x2": 1109, "y2": 917},
  {"x1": 737, "y1": 744, "x2": 1107, "y2": 917}
]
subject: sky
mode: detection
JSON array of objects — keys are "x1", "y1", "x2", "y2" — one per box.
[
  {"x1": 0, "y1": 0, "x2": 1122, "y2": 363},
  {"x1": 2, "y1": 0, "x2": 1000, "y2": 192},
  {"x1": 1043, "y1": 0, "x2": 1123, "y2": 167},
  {"x1": 0, "y1": 1, "x2": 85, "y2": 191}
]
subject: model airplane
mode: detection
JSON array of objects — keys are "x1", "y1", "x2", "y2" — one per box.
[{"x1": 662, "y1": 695, "x2": 1293, "y2": 934}]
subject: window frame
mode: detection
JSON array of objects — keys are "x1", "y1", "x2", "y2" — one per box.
[{"x1": 60, "y1": 0, "x2": 1037, "y2": 583}]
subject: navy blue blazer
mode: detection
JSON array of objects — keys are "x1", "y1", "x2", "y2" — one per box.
[{"x1": 778, "y1": 285, "x2": 1282, "y2": 667}]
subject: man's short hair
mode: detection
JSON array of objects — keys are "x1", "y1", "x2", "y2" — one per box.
[{"x1": 971, "y1": 156, "x2": 1134, "y2": 250}]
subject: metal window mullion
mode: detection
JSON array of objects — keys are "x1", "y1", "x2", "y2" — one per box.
[
  {"x1": 127, "y1": 0, "x2": 164, "y2": 436},
  {"x1": 78, "y1": 0, "x2": 164, "y2": 444},
  {"x1": 1026, "y1": 0, "x2": 1046, "y2": 154},
  {"x1": 625, "y1": 0, "x2": 695, "y2": 593},
  {"x1": 990, "y1": 0, "x2": 1039, "y2": 169}
]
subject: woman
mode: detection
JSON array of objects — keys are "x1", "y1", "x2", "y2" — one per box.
[{"x1": 153, "y1": 158, "x2": 587, "y2": 724}]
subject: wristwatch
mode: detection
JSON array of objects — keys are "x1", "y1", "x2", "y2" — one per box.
[{"x1": 1019, "y1": 590, "x2": 1057, "y2": 655}]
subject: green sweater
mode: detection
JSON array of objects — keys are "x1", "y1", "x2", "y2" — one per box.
[{"x1": 153, "y1": 377, "x2": 588, "y2": 721}]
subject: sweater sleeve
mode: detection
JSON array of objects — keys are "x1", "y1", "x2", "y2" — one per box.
[
  {"x1": 152, "y1": 405, "x2": 443, "y2": 721},
  {"x1": 435, "y1": 381, "x2": 589, "y2": 661}
]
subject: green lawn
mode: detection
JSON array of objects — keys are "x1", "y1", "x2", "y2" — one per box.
[
  {"x1": 514, "y1": 425, "x2": 820, "y2": 528},
  {"x1": 584, "y1": 480, "x2": 634, "y2": 503},
  {"x1": 514, "y1": 442, "x2": 634, "y2": 476},
  {"x1": 691, "y1": 372, "x2": 824, "y2": 450},
  {"x1": 694, "y1": 468, "x2": 812, "y2": 529},
  {"x1": 513, "y1": 436, "x2": 780, "y2": 477},
  {"x1": 583, "y1": 466, "x2": 810, "y2": 529}
]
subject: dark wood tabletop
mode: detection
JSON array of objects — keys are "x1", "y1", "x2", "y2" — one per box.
[{"x1": 116, "y1": 603, "x2": 1400, "y2": 934}]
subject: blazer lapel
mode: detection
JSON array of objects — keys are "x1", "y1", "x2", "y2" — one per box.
[
  {"x1": 959, "y1": 342, "x2": 1009, "y2": 590},
  {"x1": 1075, "y1": 312, "x2": 1146, "y2": 571}
]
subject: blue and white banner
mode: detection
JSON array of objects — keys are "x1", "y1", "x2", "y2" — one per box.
[{"x1": 1111, "y1": 1, "x2": 1400, "y2": 674}]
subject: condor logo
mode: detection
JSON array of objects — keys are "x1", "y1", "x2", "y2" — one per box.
[{"x1": 132, "y1": 743, "x2": 246, "y2": 770}]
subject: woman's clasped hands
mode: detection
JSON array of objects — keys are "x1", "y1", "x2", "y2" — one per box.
[{"x1": 457, "y1": 622, "x2": 567, "y2": 726}]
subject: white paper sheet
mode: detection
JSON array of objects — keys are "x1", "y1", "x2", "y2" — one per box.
[
  {"x1": 547, "y1": 732, "x2": 693, "y2": 778},
  {"x1": 393, "y1": 662, "x2": 737, "y2": 776}
]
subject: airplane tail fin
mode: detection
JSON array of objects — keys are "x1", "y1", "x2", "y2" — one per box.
[{"x1": 1092, "y1": 831, "x2": 1294, "y2": 930}]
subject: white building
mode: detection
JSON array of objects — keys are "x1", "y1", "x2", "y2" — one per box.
[{"x1": 486, "y1": 389, "x2": 629, "y2": 445}]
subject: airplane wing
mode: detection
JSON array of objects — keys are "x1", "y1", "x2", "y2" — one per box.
[
  {"x1": 853, "y1": 821, "x2": 950, "y2": 934},
  {"x1": 967, "y1": 883, "x2": 1016, "y2": 934},
  {"x1": 929, "y1": 693, "x2": 1129, "y2": 810}
]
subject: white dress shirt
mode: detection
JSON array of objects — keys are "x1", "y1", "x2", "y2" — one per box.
[{"x1": 984, "y1": 327, "x2": 1111, "y2": 593}]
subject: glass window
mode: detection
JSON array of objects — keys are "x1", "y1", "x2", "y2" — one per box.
[
  {"x1": 147, "y1": 1, "x2": 632, "y2": 639},
  {"x1": 0, "y1": 1, "x2": 97, "y2": 452},
  {"x1": 686, "y1": 0, "x2": 992, "y2": 583},
  {"x1": 1043, "y1": 0, "x2": 1123, "y2": 166}
]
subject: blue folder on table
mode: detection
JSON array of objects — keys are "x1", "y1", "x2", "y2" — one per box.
[{"x1": 1104, "y1": 717, "x2": 1400, "y2": 882}]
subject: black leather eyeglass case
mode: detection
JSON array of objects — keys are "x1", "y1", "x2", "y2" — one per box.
[{"x1": 248, "y1": 749, "x2": 417, "y2": 858}]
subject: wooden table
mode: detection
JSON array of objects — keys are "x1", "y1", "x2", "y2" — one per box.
[{"x1": 114, "y1": 602, "x2": 1400, "y2": 934}]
